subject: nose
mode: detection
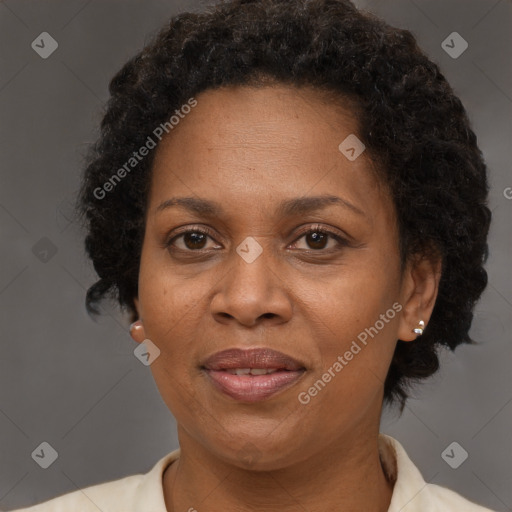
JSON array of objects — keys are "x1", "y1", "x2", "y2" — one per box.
[{"x1": 209, "y1": 242, "x2": 293, "y2": 327}]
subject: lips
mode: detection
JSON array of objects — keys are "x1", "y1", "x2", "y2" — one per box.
[
  {"x1": 202, "y1": 348, "x2": 305, "y2": 371},
  {"x1": 201, "y1": 348, "x2": 306, "y2": 402}
]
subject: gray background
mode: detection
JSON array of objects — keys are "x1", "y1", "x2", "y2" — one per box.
[{"x1": 0, "y1": 0, "x2": 510, "y2": 510}]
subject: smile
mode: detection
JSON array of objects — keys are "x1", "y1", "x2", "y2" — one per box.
[{"x1": 203, "y1": 368, "x2": 306, "y2": 402}]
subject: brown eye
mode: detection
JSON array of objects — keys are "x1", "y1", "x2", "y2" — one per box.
[
  {"x1": 182, "y1": 232, "x2": 208, "y2": 250},
  {"x1": 165, "y1": 227, "x2": 220, "y2": 252},
  {"x1": 304, "y1": 231, "x2": 329, "y2": 250},
  {"x1": 291, "y1": 225, "x2": 347, "y2": 252}
]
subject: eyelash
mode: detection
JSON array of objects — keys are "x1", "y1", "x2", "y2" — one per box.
[{"x1": 164, "y1": 224, "x2": 348, "y2": 253}]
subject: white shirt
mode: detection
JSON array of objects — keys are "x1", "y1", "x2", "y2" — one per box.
[{"x1": 9, "y1": 434, "x2": 495, "y2": 511}]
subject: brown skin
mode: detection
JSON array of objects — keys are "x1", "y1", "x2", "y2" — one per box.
[{"x1": 130, "y1": 85, "x2": 441, "y2": 512}]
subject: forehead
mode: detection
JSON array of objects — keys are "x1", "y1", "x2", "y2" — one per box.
[
  {"x1": 169, "y1": 84, "x2": 362, "y2": 144},
  {"x1": 147, "y1": 84, "x2": 390, "y2": 224},
  {"x1": 150, "y1": 85, "x2": 366, "y2": 177}
]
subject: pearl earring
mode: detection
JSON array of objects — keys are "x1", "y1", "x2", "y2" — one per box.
[
  {"x1": 413, "y1": 320, "x2": 425, "y2": 335},
  {"x1": 130, "y1": 320, "x2": 144, "y2": 337}
]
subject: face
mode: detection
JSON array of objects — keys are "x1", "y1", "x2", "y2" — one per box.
[{"x1": 132, "y1": 85, "x2": 436, "y2": 470}]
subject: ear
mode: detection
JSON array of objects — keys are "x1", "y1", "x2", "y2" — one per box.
[{"x1": 397, "y1": 250, "x2": 442, "y2": 342}]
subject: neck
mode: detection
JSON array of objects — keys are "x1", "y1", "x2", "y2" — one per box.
[{"x1": 163, "y1": 426, "x2": 394, "y2": 512}]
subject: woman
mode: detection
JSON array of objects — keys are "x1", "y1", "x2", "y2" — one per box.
[{"x1": 11, "y1": 0, "x2": 495, "y2": 510}]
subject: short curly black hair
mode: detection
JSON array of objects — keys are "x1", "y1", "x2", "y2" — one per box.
[{"x1": 76, "y1": 0, "x2": 491, "y2": 409}]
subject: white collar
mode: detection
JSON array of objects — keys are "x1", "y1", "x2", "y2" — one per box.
[{"x1": 130, "y1": 434, "x2": 492, "y2": 511}]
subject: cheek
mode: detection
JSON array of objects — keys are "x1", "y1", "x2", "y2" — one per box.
[
  {"x1": 300, "y1": 265, "x2": 400, "y2": 407},
  {"x1": 313, "y1": 255, "x2": 399, "y2": 339},
  {"x1": 138, "y1": 256, "x2": 205, "y2": 338},
  {"x1": 296, "y1": 319, "x2": 398, "y2": 435}
]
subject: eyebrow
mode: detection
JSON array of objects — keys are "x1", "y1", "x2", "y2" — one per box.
[{"x1": 155, "y1": 194, "x2": 365, "y2": 218}]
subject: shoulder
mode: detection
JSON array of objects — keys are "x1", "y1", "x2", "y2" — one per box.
[
  {"x1": 422, "y1": 482, "x2": 496, "y2": 511},
  {"x1": 7, "y1": 448, "x2": 180, "y2": 512},
  {"x1": 7, "y1": 474, "x2": 143, "y2": 512},
  {"x1": 379, "y1": 434, "x2": 496, "y2": 512}
]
